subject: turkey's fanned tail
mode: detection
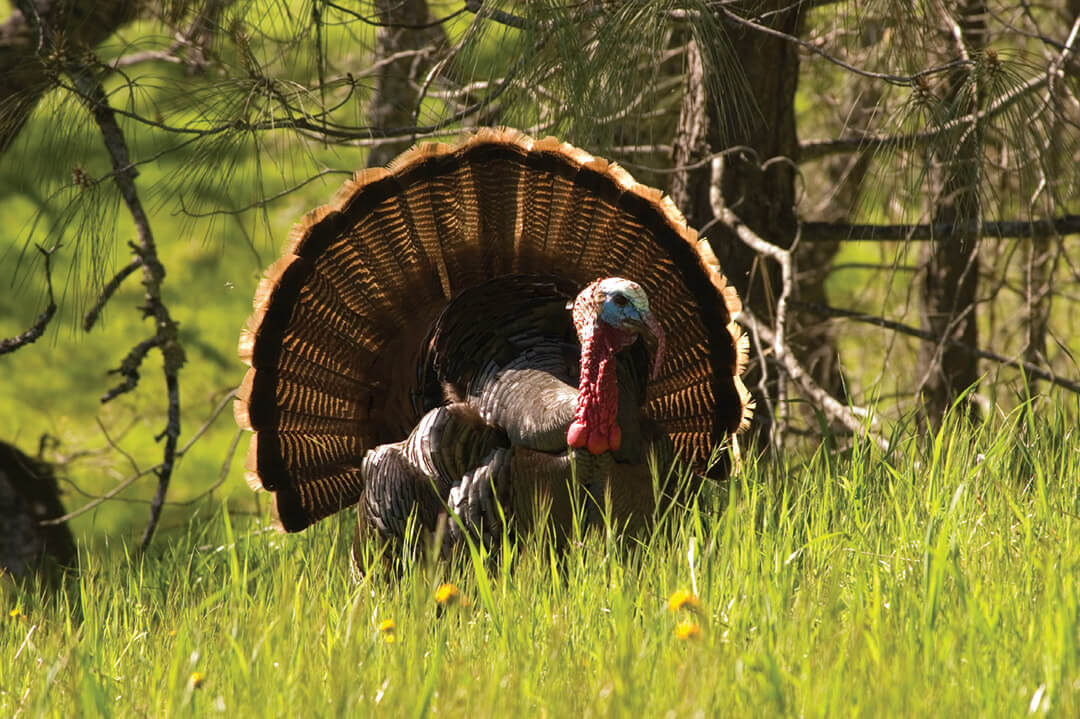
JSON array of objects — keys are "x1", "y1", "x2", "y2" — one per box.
[{"x1": 235, "y1": 128, "x2": 752, "y2": 532}]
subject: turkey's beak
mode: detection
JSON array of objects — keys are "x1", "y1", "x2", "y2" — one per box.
[{"x1": 626, "y1": 311, "x2": 666, "y2": 379}]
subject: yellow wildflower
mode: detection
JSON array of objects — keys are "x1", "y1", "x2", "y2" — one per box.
[
  {"x1": 667, "y1": 589, "x2": 701, "y2": 613},
  {"x1": 189, "y1": 672, "x2": 206, "y2": 689},
  {"x1": 9, "y1": 608, "x2": 23, "y2": 619},
  {"x1": 435, "y1": 583, "x2": 464, "y2": 606},
  {"x1": 378, "y1": 618, "x2": 397, "y2": 643},
  {"x1": 675, "y1": 619, "x2": 702, "y2": 640}
]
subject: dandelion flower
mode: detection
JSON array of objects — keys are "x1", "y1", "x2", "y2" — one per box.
[
  {"x1": 9, "y1": 608, "x2": 23, "y2": 619},
  {"x1": 189, "y1": 672, "x2": 206, "y2": 689},
  {"x1": 435, "y1": 583, "x2": 463, "y2": 606},
  {"x1": 667, "y1": 589, "x2": 701, "y2": 613},
  {"x1": 378, "y1": 619, "x2": 397, "y2": 643},
  {"x1": 675, "y1": 619, "x2": 702, "y2": 640}
]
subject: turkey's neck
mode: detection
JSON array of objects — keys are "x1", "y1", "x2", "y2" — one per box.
[{"x1": 568, "y1": 322, "x2": 633, "y2": 455}]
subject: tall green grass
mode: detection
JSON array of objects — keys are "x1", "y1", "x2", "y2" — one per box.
[{"x1": 4, "y1": 405, "x2": 1079, "y2": 717}]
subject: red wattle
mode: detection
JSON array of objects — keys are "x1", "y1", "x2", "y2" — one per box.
[
  {"x1": 567, "y1": 311, "x2": 634, "y2": 456},
  {"x1": 567, "y1": 420, "x2": 589, "y2": 449},
  {"x1": 587, "y1": 431, "x2": 608, "y2": 456}
]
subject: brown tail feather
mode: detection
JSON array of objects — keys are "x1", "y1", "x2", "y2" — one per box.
[{"x1": 237, "y1": 128, "x2": 752, "y2": 531}]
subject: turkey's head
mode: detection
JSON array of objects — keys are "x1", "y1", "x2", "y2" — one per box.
[{"x1": 567, "y1": 278, "x2": 665, "y2": 456}]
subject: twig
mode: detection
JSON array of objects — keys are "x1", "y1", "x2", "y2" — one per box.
[
  {"x1": 83, "y1": 254, "x2": 142, "y2": 331},
  {"x1": 735, "y1": 311, "x2": 889, "y2": 451},
  {"x1": 792, "y1": 301, "x2": 1080, "y2": 394},
  {"x1": 109, "y1": 0, "x2": 226, "y2": 73},
  {"x1": 172, "y1": 427, "x2": 243, "y2": 506},
  {"x1": 175, "y1": 169, "x2": 350, "y2": 218},
  {"x1": 710, "y1": 162, "x2": 795, "y2": 443},
  {"x1": 800, "y1": 65, "x2": 1056, "y2": 161},
  {"x1": 96, "y1": 416, "x2": 140, "y2": 477},
  {"x1": 101, "y1": 336, "x2": 160, "y2": 402},
  {"x1": 0, "y1": 244, "x2": 59, "y2": 355},
  {"x1": 41, "y1": 390, "x2": 237, "y2": 526},
  {"x1": 177, "y1": 389, "x2": 237, "y2": 456},
  {"x1": 713, "y1": 195, "x2": 889, "y2": 449},
  {"x1": 43, "y1": 464, "x2": 158, "y2": 523}
]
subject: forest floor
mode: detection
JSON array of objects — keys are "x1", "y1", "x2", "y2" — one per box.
[{"x1": 4, "y1": 407, "x2": 1080, "y2": 717}]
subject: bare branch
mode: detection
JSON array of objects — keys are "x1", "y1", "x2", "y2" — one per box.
[
  {"x1": 792, "y1": 301, "x2": 1080, "y2": 394},
  {"x1": 323, "y1": 0, "x2": 469, "y2": 29},
  {"x1": 176, "y1": 169, "x2": 351, "y2": 218},
  {"x1": 801, "y1": 216, "x2": 1080, "y2": 242},
  {"x1": 464, "y1": 1, "x2": 537, "y2": 31},
  {"x1": 0, "y1": 244, "x2": 58, "y2": 355},
  {"x1": 736, "y1": 310, "x2": 889, "y2": 451},
  {"x1": 711, "y1": 165, "x2": 795, "y2": 443},
  {"x1": 64, "y1": 56, "x2": 184, "y2": 550}
]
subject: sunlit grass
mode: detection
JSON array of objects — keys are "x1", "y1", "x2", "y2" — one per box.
[{"x1": 4, "y1": 406, "x2": 1080, "y2": 716}]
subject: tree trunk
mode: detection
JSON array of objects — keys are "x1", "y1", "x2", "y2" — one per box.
[
  {"x1": 670, "y1": 2, "x2": 805, "y2": 443},
  {"x1": 365, "y1": 0, "x2": 445, "y2": 168},
  {"x1": 917, "y1": 1, "x2": 987, "y2": 428},
  {"x1": 0, "y1": 0, "x2": 138, "y2": 154}
]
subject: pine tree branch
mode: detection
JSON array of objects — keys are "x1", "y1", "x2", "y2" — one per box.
[
  {"x1": 800, "y1": 63, "x2": 1063, "y2": 162},
  {"x1": 3, "y1": 0, "x2": 138, "y2": 154},
  {"x1": 323, "y1": 0, "x2": 469, "y2": 30},
  {"x1": 717, "y1": 4, "x2": 969, "y2": 86},
  {"x1": 40, "y1": 390, "x2": 238, "y2": 526}
]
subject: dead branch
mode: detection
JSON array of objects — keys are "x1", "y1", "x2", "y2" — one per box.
[
  {"x1": 324, "y1": 0, "x2": 469, "y2": 29},
  {"x1": 736, "y1": 310, "x2": 889, "y2": 451},
  {"x1": 711, "y1": 178, "x2": 889, "y2": 449},
  {"x1": 711, "y1": 160, "x2": 793, "y2": 443},
  {"x1": 464, "y1": 1, "x2": 537, "y2": 31},
  {"x1": 0, "y1": 244, "x2": 58, "y2": 355},
  {"x1": 801, "y1": 216, "x2": 1080, "y2": 242},
  {"x1": 64, "y1": 57, "x2": 185, "y2": 550}
]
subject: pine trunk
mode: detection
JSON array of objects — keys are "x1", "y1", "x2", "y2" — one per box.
[{"x1": 917, "y1": 1, "x2": 988, "y2": 427}]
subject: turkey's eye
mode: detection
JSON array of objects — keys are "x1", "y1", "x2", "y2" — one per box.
[{"x1": 612, "y1": 293, "x2": 629, "y2": 307}]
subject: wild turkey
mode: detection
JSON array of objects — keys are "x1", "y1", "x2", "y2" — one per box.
[
  {"x1": 234, "y1": 128, "x2": 752, "y2": 551},
  {"x1": 0, "y1": 439, "x2": 76, "y2": 580}
]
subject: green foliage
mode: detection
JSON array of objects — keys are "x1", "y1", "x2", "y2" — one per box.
[{"x1": 4, "y1": 408, "x2": 1080, "y2": 716}]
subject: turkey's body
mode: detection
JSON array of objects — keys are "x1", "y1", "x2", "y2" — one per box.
[{"x1": 235, "y1": 128, "x2": 751, "y2": 554}]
